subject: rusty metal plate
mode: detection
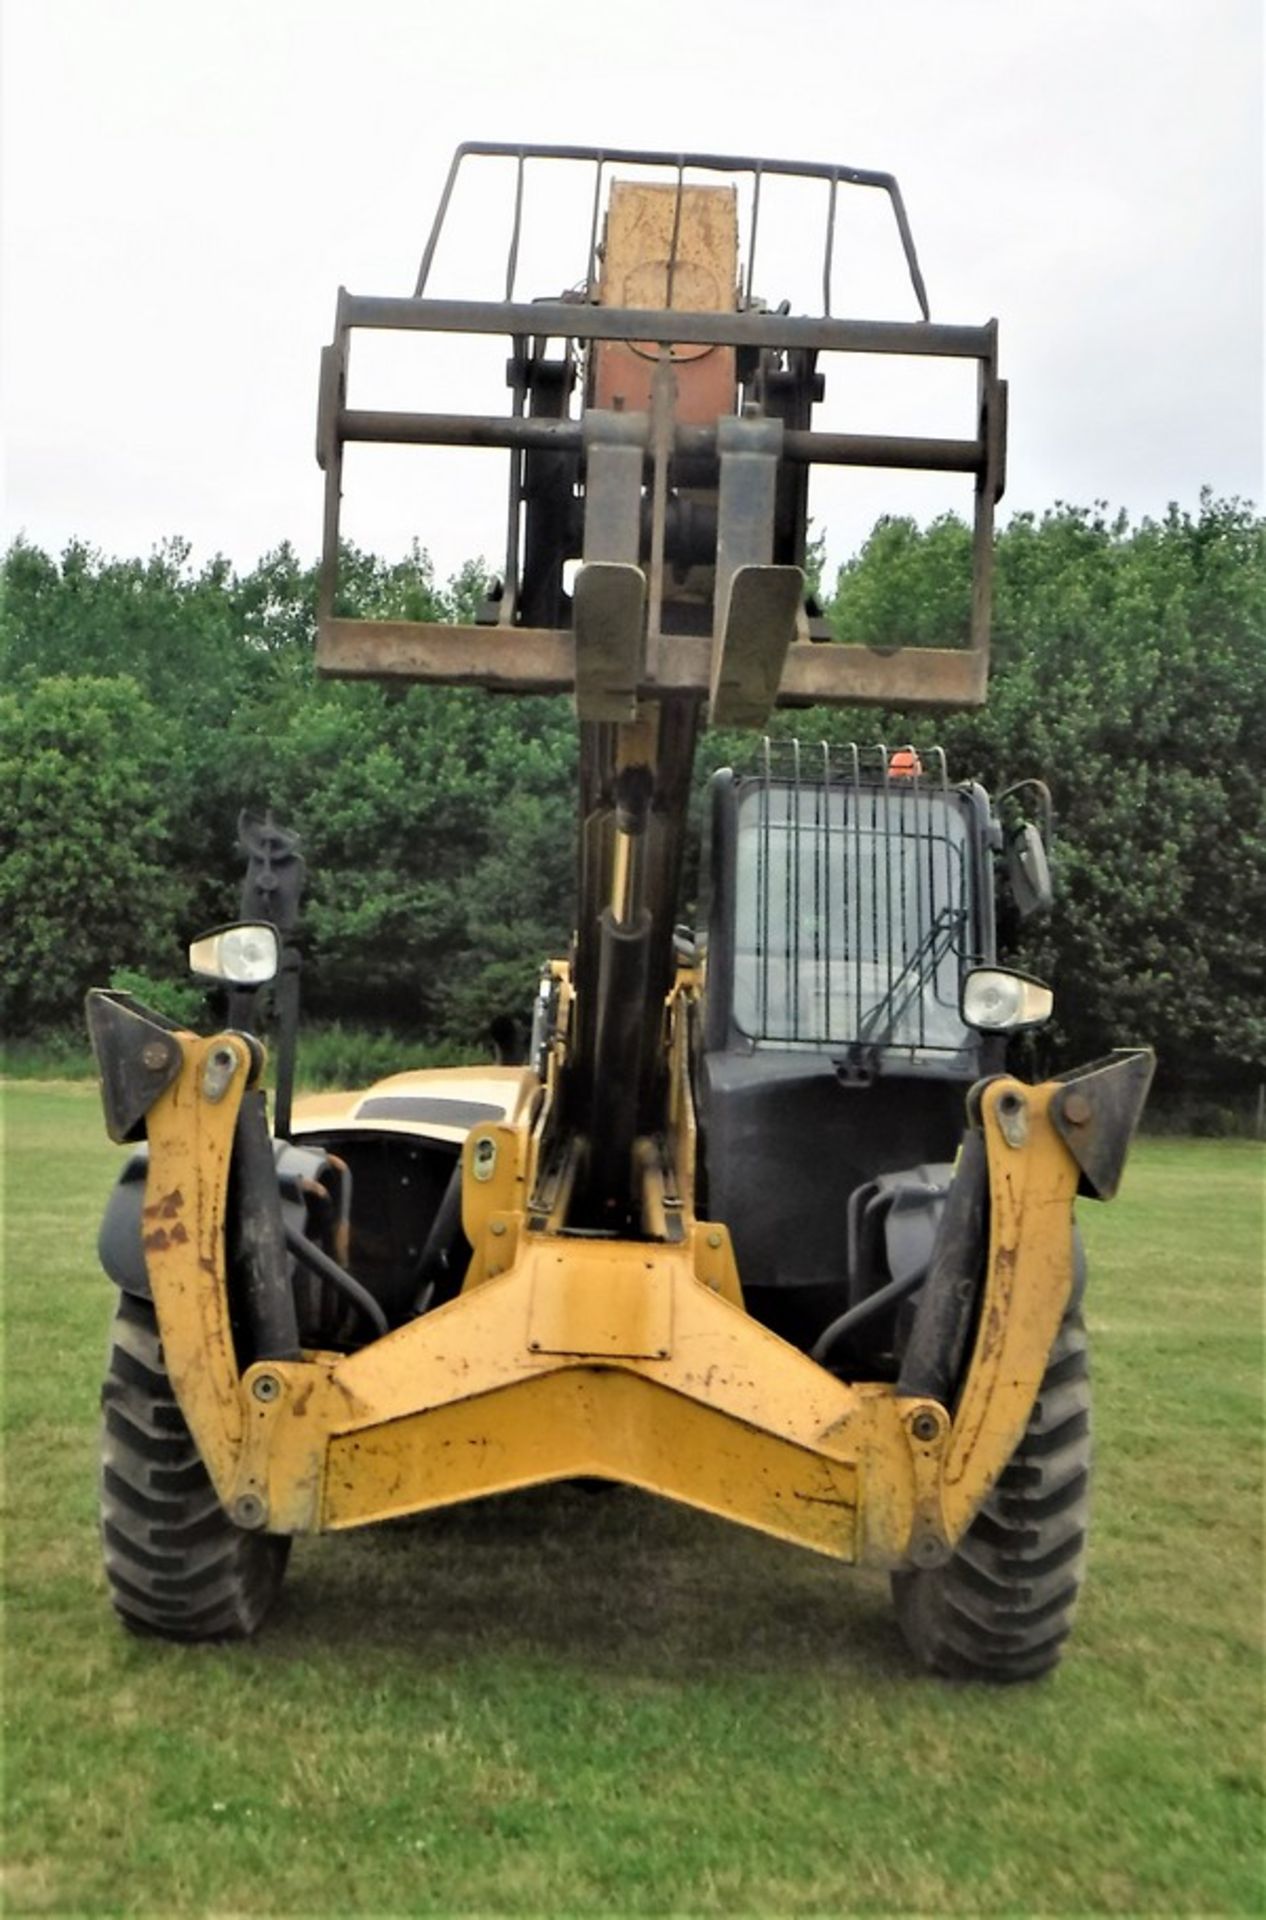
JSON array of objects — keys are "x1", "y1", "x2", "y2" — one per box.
[
  {"x1": 316, "y1": 615, "x2": 986, "y2": 710},
  {"x1": 594, "y1": 181, "x2": 737, "y2": 424}
]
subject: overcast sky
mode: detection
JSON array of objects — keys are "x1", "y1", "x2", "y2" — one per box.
[{"x1": 2, "y1": 0, "x2": 1261, "y2": 585}]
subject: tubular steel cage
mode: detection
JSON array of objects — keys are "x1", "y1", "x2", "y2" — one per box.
[
  {"x1": 733, "y1": 743, "x2": 979, "y2": 1054},
  {"x1": 315, "y1": 143, "x2": 1008, "y2": 714},
  {"x1": 411, "y1": 141, "x2": 933, "y2": 316}
]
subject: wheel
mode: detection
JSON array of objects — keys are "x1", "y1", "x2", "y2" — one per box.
[
  {"x1": 891, "y1": 1305, "x2": 1091, "y2": 1682},
  {"x1": 99, "y1": 1291, "x2": 289, "y2": 1640}
]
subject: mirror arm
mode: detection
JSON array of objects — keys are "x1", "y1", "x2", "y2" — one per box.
[
  {"x1": 997, "y1": 777, "x2": 1054, "y2": 849},
  {"x1": 272, "y1": 946, "x2": 302, "y2": 1142}
]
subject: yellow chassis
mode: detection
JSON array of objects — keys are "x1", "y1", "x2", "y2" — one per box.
[{"x1": 135, "y1": 1029, "x2": 1092, "y2": 1571}]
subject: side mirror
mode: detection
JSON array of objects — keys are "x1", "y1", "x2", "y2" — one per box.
[
  {"x1": 188, "y1": 922, "x2": 280, "y2": 987},
  {"x1": 1006, "y1": 822, "x2": 1053, "y2": 920}
]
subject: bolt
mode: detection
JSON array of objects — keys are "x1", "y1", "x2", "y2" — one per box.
[
  {"x1": 251, "y1": 1373, "x2": 281, "y2": 1404},
  {"x1": 473, "y1": 1137, "x2": 497, "y2": 1183},
  {"x1": 233, "y1": 1492, "x2": 266, "y2": 1529},
  {"x1": 201, "y1": 1043, "x2": 240, "y2": 1103},
  {"x1": 490, "y1": 1220, "x2": 507, "y2": 1237},
  {"x1": 996, "y1": 1090, "x2": 1030, "y2": 1148},
  {"x1": 141, "y1": 1041, "x2": 170, "y2": 1072},
  {"x1": 912, "y1": 1534, "x2": 945, "y2": 1567},
  {"x1": 706, "y1": 1231, "x2": 722, "y2": 1249},
  {"x1": 1063, "y1": 1091, "x2": 1091, "y2": 1126},
  {"x1": 910, "y1": 1409, "x2": 941, "y2": 1444}
]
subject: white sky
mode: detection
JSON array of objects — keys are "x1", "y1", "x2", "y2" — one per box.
[{"x1": 2, "y1": 0, "x2": 1262, "y2": 585}]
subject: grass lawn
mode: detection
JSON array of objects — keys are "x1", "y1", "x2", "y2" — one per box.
[{"x1": 2, "y1": 1083, "x2": 1262, "y2": 1916}]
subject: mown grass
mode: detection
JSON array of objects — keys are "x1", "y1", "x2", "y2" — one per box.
[{"x1": 2, "y1": 1083, "x2": 1263, "y2": 1916}]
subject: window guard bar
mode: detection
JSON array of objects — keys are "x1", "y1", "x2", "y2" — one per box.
[{"x1": 738, "y1": 742, "x2": 972, "y2": 1053}]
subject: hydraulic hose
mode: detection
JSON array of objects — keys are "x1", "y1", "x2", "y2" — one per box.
[
  {"x1": 810, "y1": 1265, "x2": 927, "y2": 1367},
  {"x1": 282, "y1": 1222, "x2": 389, "y2": 1340}
]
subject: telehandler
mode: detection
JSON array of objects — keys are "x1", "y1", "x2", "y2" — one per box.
[{"x1": 88, "y1": 145, "x2": 1152, "y2": 1679}]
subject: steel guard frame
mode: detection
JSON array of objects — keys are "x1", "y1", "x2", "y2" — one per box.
[{"x1": 130, "y1": 1028, "x2": 1094, "y2": 1571}]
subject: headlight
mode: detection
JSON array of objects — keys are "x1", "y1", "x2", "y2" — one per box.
[
  {"x1": 188, "y1": 922, "x2": 280, "y2": 986},
  {"x1": 961, "y1": 967, "x2": 1053, "y2": 1032}
]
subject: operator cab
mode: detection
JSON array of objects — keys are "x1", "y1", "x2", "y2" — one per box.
[{"x1": 697, "y1": 742, "x2": 1027, "y2": 1373}]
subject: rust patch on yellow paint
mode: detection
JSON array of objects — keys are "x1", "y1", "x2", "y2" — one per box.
[
  {"x1": 978, "y1": 1298, "x2": 1004, "y2": 1361},
  {"x1": 143, "y1": 1221, "x2": 189, "y2": 1254},
  {"x1": 143, "y1": 1188, "x2": 185, "y2": 1221}
]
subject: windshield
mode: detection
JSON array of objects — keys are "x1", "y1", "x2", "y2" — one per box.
[{"x1": 733, "y1": 781, "x2": 974, "y2": 1053}]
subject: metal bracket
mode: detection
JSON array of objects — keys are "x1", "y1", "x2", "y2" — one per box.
[
  {"x1": 85, "y1": 990, "x2": 185, "y2": 1144},
  {"x1": 1051, "y1": 1048, "x2": 1156, "y2": 1199},
  {"x1": 581, "y1": 409, "x2": 646, "y2": 560},
  {"x1": 900, "y1": 1399, "x2": 952, "y2": 1568},
  {"x1": 710, "y1": 415, "x2": 803, "y2": 726},
  {"x1": 575, "y1": 409, "x2": 649, "y2": 722}
]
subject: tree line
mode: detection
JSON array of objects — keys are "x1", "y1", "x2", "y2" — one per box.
[{"x1": 1, "y1": 493, "x2": 1262, "y2": 1102}]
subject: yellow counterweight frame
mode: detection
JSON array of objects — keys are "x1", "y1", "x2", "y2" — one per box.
[{"x1": 135, "y1": 1027, "x2": 1083, "y2": 1570}]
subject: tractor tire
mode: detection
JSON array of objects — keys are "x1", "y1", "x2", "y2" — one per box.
[
  {"x1": 99, "y1": 1291, "x2": 289, "y2": 1640},
  {"x1": 891, "y1": 1306, "x2": 1091, "y2": 1682}
]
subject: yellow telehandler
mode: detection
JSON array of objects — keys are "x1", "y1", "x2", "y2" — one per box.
[{"x1": 88, "y1": 145, "x2": 1152, "y2": 1678}]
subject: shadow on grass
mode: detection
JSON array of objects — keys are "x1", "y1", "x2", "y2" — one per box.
[{"x1": 268, "y1": 1482, "x2": 912, "y2": 1682}]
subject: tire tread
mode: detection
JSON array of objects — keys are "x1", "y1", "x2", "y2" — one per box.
[
  {"x1": 99, "y1": 1293, "x2": 287, "y2": 1641},
  {"x1": 892, "y1": 1306, "x2": 1091, "y2": 1683}
]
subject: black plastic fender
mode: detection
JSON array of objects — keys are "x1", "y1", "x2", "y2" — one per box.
[{"x1": 98, "y1": 1139, "x2": 330, "y2": 1300}]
